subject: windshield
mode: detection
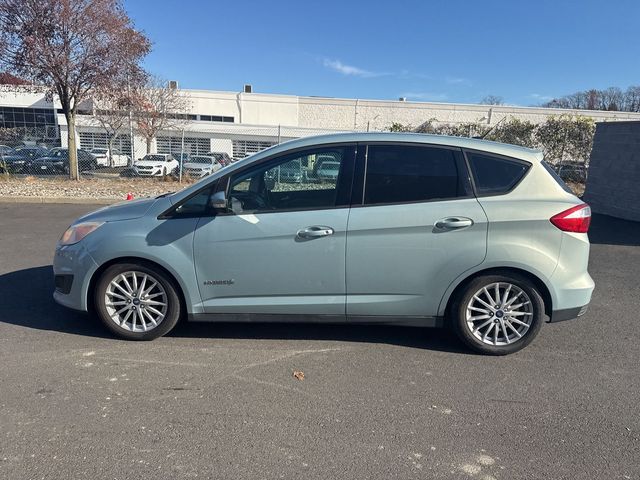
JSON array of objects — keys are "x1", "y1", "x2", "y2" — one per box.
[
  {"x1": 0, "y1": 147, "x2": 16, "y2": 155},
  {"x1": 319, "y1": 161, "x2": 339, "y2": 170},
  {"x1": 281, "y1": 159, "x2": 302, "y2": 171},
  {"x1": 92, "y1": 149, "x2": 108, "y2": 154},
  {"x1": 191, "y1": 156, "x2": 214, "y2": 165},
  {"x1": 15, "y1": 147, "x2": 46, "y2": 158}
]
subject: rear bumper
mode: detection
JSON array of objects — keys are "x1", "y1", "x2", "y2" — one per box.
[{"x1": 550, "y1": 304, "x2": 590, "y2": 323}]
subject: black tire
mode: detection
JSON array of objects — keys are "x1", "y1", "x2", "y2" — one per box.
[
  {"x1": 450, "y1": 273, "x2": 545, "y2": 355},
  {"x1": 94, "y1": 262, "x2": 182, "y2": 340}
]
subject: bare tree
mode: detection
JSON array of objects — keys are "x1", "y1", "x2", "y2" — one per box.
[
  {"x1": 0, "y1": 71, "x2": 28, "y2": 85},
  {"x1": 0, "y1": 0, "x2": 149, "y2": 179},
  {"x1": 92, "y1": 85, "x2": 139, "y2": 166},
  {"x1": 134, "y1": 78, "x2": 192, "y2": 154},
  {"x1": 480, "y1": 95, "x2": 504, "y2": 105},
  {"x1": 625, "y1": 86, "x2": 640, "y2": 112},
  {"x1": 542, "y1": 85, "x2": 640, "y2": 113}
]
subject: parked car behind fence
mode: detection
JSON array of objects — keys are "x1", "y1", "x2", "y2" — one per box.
[
  {"x1": 90, "y1": 148, "x2": 130, "y2": 168},
  {"x1": 181, "y1": 155, "x2": 222, "y2": 178},
  {"x1": 0, "y1": 145, "x2": 49, "y2": 173},
  {"x1": 24, "y1": 148, "x2": 97, "y2": 174},
  {"x1": 133, "y1": 153, "x2": 179, "y2": 177}
]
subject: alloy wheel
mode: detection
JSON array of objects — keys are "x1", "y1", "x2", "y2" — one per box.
[
  {"x1": 465, "y1": 282, "x2": 534, "y2": 346},
  {"x1": 104, "y1": 271, "x2": 168, "y2": 332}
]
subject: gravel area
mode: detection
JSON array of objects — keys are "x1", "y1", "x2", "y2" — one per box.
[{"x1": 0, "y1": 176, "x2": 190, "y2": 200}]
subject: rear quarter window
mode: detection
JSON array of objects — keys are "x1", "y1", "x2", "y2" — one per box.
[{"x1": 466, "y1": 152, "x2": 530, "y2": 195}]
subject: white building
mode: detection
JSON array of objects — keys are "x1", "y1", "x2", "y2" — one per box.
[{"x1": 2, "y1": 85, "x2": 640, "y2": 161}]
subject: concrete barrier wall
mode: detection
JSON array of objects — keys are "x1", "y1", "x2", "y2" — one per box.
[{"x1": 584, "y1": 121, "x2": 640, "y2": 221}]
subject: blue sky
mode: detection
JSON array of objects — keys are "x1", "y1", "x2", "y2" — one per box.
[{"x1": 124, "y1": 0, "x2": 639, "y2": 106}]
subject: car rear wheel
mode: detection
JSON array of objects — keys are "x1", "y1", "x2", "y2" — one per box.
[
  {"x1": 450, "y1": 273, "x2": 544, "y2": 355},
  {"x1": 94, "y1": 262, "x2": 181, "y2": 340}
]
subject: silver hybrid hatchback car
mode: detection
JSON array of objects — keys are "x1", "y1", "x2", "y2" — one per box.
[{"x1": 53, "y1": 133, "x2": 594, "y2": 355}]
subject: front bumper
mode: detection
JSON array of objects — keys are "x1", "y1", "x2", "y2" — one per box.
[
  {"x1": 134, "y1": 167, "x2": 164, "y2": 176},
  {"x1": 53, "y1": 242, "x2": 99, "y2": 311},
  {"x1": 184, "y1": 169, "x2": 209, "y2": 178}
]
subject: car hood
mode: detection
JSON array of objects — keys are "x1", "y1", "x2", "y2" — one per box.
[
  {"x1": 2, "y1": 155, "x2": 32, "y2": 162},
  {"x1": 75, "y1": 197, "x2": 158, "y2": 223},
  {"x1": 30, "y1": 156, "x2": 64, "y2": 163},
  {"x1": 183, "y1": 162, "x2": 212, "y2": 169}
]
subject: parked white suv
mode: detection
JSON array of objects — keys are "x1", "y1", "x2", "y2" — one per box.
[{"x1": 133, "y1": 154, "x2": 178, "y2": 177}]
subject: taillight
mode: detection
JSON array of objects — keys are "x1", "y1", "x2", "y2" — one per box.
[{"x1": 550, "y1": 203, "x2": 591, "y2": 233}]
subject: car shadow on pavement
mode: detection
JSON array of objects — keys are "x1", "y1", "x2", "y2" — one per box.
[
  {"x1": 589, "y1": 214, "x2": 640, "y2": 246},
  {"x1": 171, "y1": 321, "x2": 466, "y2": 353},
  {"x1": 0, "y1": 265, "x2": 112, "y2": 339},
  {"x1": 0, "y1": 265, "x2": 466, "y2": 353}
]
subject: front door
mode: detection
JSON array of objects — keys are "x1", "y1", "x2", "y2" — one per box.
[{"x1": 193, "y1": 144, "x2": 356, "y2": 316}]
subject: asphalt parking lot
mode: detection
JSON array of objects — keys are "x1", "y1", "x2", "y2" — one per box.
[{"x1": 0, "y1": 203, "x2": 638, "y2": 480}]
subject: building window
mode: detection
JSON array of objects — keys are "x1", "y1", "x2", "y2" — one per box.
[
  {"x1": 197, "y1": 114, "x2": 234, "y2": 123},
  {"x1": 79, "y1": 131, "x2": 131, "y2": 154},
  {"x1": 0, "y1": 106, "x2": 59, "y2": 143},
  {"x1": 232, "y1": 139, "x2": 276, "y2": 159},
  {"x1": 156, "y1": 136, "x2": 211, "y2": 155}
]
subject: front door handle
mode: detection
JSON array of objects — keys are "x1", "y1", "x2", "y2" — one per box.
[
  {"x1": 297, "y1": 225, "x2": 335, "y2": 238},
  {"x1": 435, "y1": 217, "x2": 474, "y2": 230}
]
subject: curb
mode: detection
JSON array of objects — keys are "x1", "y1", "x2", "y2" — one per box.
[{"x1": 0, "y1": 196, "x2": 121, "y2": 205}]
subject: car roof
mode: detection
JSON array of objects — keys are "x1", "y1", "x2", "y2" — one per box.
[{"x1": 255, "y1": 132, "x2": 544, "y2": 163}]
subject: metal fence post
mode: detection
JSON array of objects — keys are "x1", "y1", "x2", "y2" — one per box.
[{"x1": 179, "y1": 127, "x2": 185, "y2": 183}]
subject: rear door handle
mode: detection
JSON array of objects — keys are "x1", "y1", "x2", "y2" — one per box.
[
  {"x1": 435, "y1": 217, "x2": 474, "y2": 230},
  {"x1": 296, "y1": 225, "x2": 335, "y2": 238}
]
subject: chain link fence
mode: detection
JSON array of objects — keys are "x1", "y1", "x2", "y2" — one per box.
[
  {"x1": 0, "y1": 123, "x2": 349, "y2": 181},
  {"x1": 1, "y1": 117, "x2": 594, "y2": 197}
]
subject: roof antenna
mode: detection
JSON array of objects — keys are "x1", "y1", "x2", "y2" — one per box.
[{"x1": 477, "y1": 116, "x2": 506, "y2": 140}]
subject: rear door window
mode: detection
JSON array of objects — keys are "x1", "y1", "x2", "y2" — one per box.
[
  {"x1": 466, "y1": 152, "x2": 530, "y2": 195},
  {"x1": 363, "y1": 144, "x2": 469, "y2": 205}
]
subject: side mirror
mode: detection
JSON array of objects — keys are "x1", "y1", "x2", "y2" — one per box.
[{"x1": 210, "y1": 190, "x2": 228, "y2": 211}]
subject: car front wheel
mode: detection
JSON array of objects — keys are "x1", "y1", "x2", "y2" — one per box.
[
  {"x1": 450, "y1": 273, "x2": 544, "y2": 355},
  {"x1": 94, "y1": 262, "x2": 182, "y2": 340}
]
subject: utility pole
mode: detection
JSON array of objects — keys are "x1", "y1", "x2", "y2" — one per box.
[{"x1": 127, "y1": 72, "x2": 135, "y2": 167}]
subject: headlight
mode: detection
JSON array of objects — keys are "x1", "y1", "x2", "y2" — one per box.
[{"x1": 59, "y1": 221, "x2": 104, "y2": 246}]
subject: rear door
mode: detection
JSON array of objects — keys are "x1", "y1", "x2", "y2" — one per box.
[{"x1": 346, "y1": 143, "x2": 488, "y2": 319}]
